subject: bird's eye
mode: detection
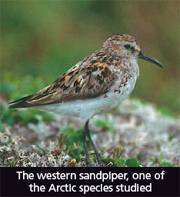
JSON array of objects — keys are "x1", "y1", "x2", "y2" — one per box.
[{"x1": 124, "y1": 44, "x2": 130, "y2": 49}]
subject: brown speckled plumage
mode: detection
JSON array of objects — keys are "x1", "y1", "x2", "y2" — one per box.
[{"x1": 10, "y1": 34, "x2": 148, "y2": 109}]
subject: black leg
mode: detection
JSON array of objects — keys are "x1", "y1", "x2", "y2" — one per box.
[
  {"x1": 82, "y1": 128, "x2": 93, "y2": 166},
  {"x1": 82, "y1": 119, "x2": 104, "y2": 166}
]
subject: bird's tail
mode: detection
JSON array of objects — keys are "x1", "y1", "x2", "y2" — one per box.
[{"x1": 9, "y1": 95, "x2": 33, "y2": 109}]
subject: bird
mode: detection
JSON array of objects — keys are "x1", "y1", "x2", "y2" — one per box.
[{"x1": 9, "y1": 34, "x2": 162, "y2": 166}]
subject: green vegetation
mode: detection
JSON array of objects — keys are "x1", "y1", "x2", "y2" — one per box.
[
  {"x1": 1, "y1": 108, "x2": 54, "y2": 126},
  {"x1": 1, "y1": 128, "x2": 174, "y2": 166},
  {"x1": 0, "y1": 73, "x2": 54, "y2": 127},
  {"x1": 147, "y1": 154, "x2": 173, "y2": 167},
  {"x1": 94, "y1": 118, "x2": 115, "y2": 130}
]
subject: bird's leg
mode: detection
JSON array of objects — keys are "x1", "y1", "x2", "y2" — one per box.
[
  {"x1": 82, "y1": 119, "x2": 104, "y2": 166},
  {"x1": 82, "y1": 127, "x2": 93, "y2": 166}
]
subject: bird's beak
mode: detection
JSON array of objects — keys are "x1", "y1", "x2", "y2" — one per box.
[{"x1": 139, "y1": 51, "x2": 163, "y2": 68}]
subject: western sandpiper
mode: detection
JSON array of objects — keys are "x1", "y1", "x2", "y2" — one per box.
[{"x1": 9, "y1": 34, "x2": 162, "y2": 166}]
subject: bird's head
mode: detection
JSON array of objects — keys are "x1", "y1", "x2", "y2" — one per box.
[{"x1": 102, "y1": 34, "x2": 162, "y2": 68}]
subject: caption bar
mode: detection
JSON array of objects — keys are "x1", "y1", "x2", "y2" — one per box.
[
  {"x1": 1, "y1": 167, "x2": 179, "y2": 196},
  {"x1": 16, "y1": 170, "x2": 165, "y2": 193}
]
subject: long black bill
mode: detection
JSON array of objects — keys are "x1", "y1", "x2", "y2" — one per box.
[{"x1": 139, "y1": 51, "x2": 163, "y2": 68}]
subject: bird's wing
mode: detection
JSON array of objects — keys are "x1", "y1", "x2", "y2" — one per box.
[{"x1": 9, "y1": 55, "x2": 118, "y2": 108}]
